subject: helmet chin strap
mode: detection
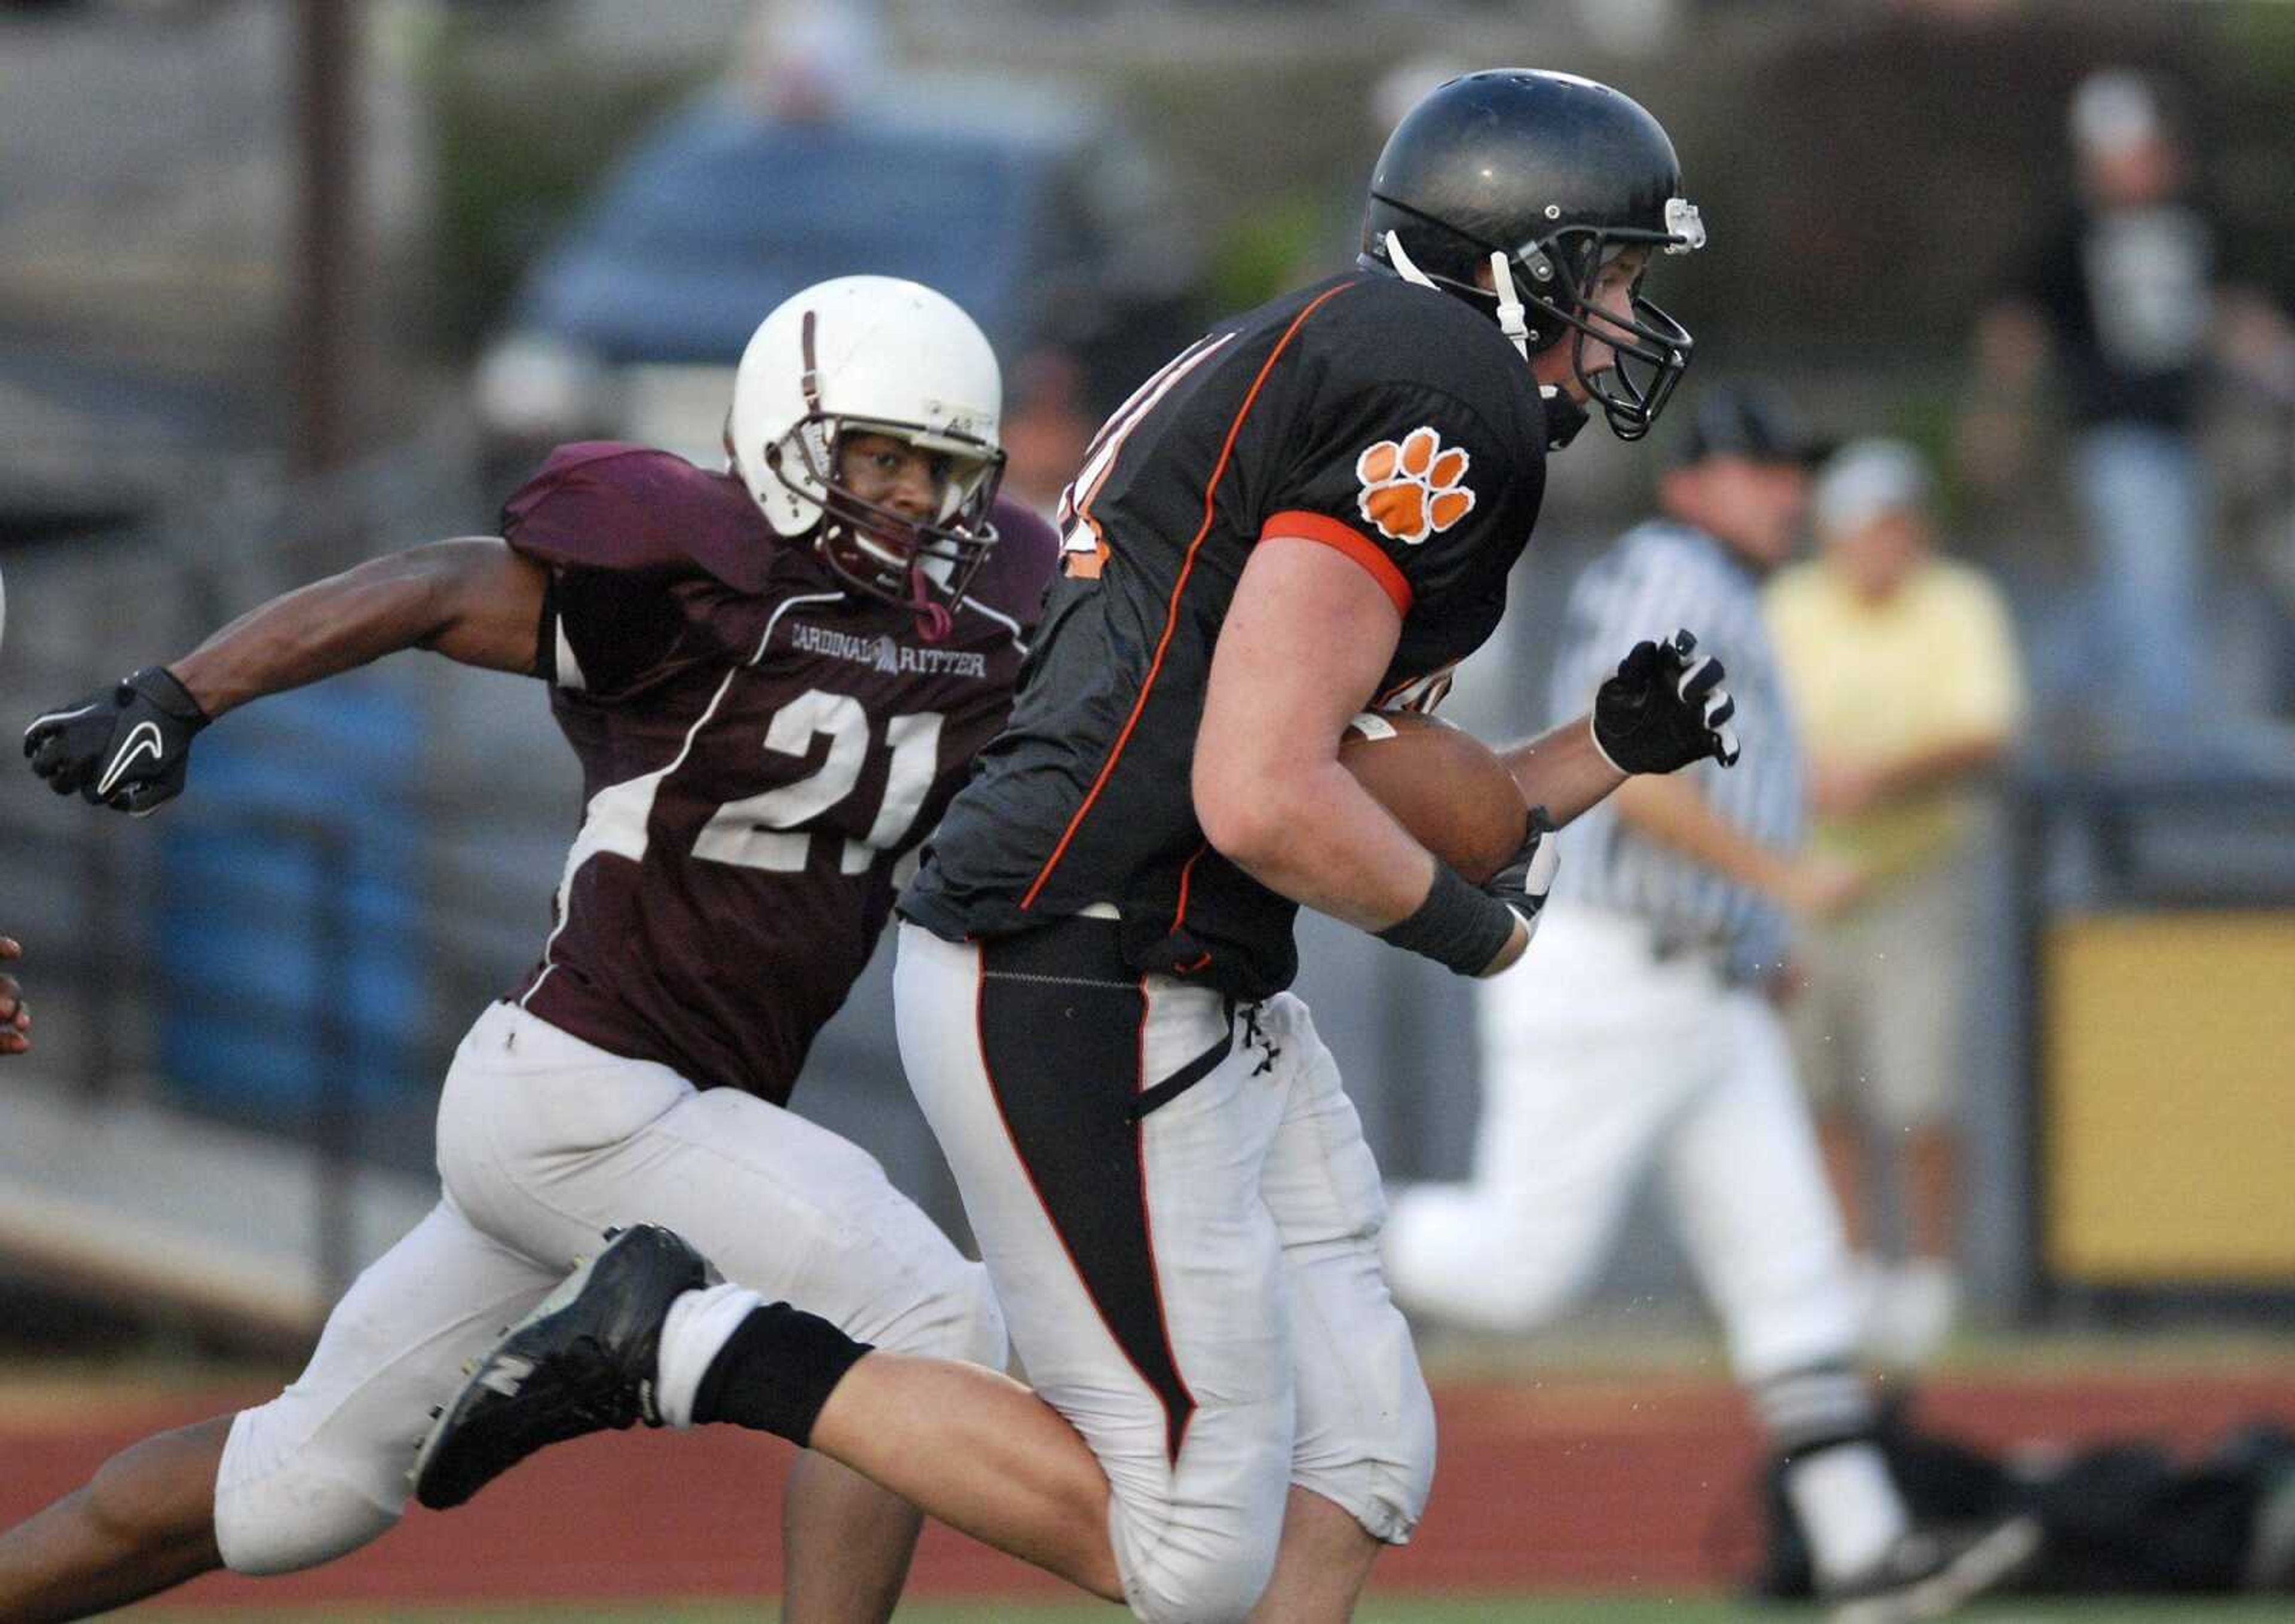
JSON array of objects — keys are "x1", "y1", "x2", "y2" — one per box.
[
  {"x1": 1382, "y1": 229, "x2": 1437, "y2": 290},
  {"x1": 1381, "y1": 232, "x2": 1530, "y2": 363},
  {"x1": 1488, "y1": 249, "x2": 1531, "y2": 361}
]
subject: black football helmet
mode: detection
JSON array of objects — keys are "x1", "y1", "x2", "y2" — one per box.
[{"x1": 1360, "y1": 69, "x2": 1705, "y2": 441}]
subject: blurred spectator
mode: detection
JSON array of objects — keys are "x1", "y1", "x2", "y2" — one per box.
[
  {"x1": 997, "y1": 347, "x2": 1095, "y2": 522},
  {"x1": 0, "y1": 937, "x2": 26, "y2": 1057},
  {"x1": 1958, "y1": 67, "x2": 2295, "y2": 734},
  {"x1": 1766, "y1": 439, "x2": 2025, "y2": 1370},
  {"x1": 732, "y1": 0, "x2": 883, "y2": 121}
]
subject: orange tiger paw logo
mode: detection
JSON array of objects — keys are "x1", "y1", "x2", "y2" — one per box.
[{"x1": 1356, "y1": 426, "x2": 1476, "y2": 547}]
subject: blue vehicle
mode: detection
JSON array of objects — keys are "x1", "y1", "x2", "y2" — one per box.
[{"x1": 473, "y1": 84, "x2": 1197, "y2": 468}]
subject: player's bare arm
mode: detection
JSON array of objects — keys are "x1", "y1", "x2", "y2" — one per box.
[
  {"x1": 0, "y1": 937, "x2": 28, "y2": 1056},
  {"x1": 1195, "y1": 537, "x2": 1436, "y2": 925},
  {"x1": 1496, "y1": 718, "x2": 1625, "y2": 828},
  {"x1": 172, "y1": 537, "x2": 547, "y2": 718},
  {"x1": 1499, "y1": 623, "x2": 1743, "y2": 827},
  {"x1": 1194, "y1": 536, "x2": 1534, "y2": 974},
  {"x1": 26, "y1": 539, "x2": 546, "y2": 814}
]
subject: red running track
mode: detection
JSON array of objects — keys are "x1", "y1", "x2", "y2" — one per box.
[{"x1": 4, "y1": 1370, "x2": 2293, "y2": 1607}]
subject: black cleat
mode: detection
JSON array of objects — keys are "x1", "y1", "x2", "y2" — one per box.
[
  {"x1": 411, "y1": 1224, "x2": 706, "y2": 1510},
  {"x1": 1823, "y1": 1512, "x2": 2042, "y2": 1623}
]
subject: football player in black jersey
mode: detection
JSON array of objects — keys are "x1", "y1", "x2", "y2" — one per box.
[{"x1": 413, "y1": 70, "x2": 1736, "y2": 1623}]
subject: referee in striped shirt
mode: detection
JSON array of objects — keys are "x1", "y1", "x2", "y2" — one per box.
[
  {"x1": 1387, "y1": 386, "x2": 2039, "y2": 1617},
  {"x1": 1550, "y1": 390, "x2": 1859, "y2": 975}
]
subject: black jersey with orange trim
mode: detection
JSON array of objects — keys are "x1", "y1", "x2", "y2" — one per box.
[{"x1": 900, "y1": 273, "x2": 1547, "y2": 999}]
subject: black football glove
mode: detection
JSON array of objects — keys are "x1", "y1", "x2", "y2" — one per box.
[
  {"x1": 1484, "y1": 805, "x2": 1560, "y2": 943},
  {"x1": 1590, "y1": 629, "x2": 1740, "y2": 774},
  {"x1": 24, "y1": 666, "x2": 210, "y2": 816}
]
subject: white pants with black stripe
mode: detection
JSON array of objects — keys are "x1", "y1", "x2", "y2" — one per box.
[
  {"x1": 1383, "y1": 901, "x2": 1862, "y2": 1385},
  {"x1": 894, "y1": 920, "x2": 1433, "y2": 1624}
]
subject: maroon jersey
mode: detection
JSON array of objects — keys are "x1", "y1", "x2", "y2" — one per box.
[{"x1": 500, "y1": 442, "x2": 1054, "y2": 1103}]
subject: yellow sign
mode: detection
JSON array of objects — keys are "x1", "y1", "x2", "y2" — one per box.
[{"x1": 2045, "y1": 912, "x2": 2295, "y2": 1283}]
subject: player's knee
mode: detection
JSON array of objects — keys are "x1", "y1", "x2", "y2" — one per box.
[
  {"x1": 1115, "y1": 1516, "x2": 1282, "y2": 1624},
  {"x1": 1295, "y1": 1314, "x2": 1437, "y2": 1543},
  {"x1": 212, "y1": 1405, "x2": 402, "y2": 1576}
]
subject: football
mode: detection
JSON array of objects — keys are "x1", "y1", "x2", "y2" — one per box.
[{"x1": 1339, "y1": 710, "x2": 1529, "y2": 884}]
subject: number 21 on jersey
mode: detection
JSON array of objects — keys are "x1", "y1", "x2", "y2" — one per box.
[
  {"x1": 693, "y1": 691, "x2": 942, "y2": 874},
  {"x1": 557, "y1": 684, "x2": 943, "y2": 916}
]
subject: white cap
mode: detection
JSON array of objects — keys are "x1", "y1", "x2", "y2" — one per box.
[
  {"x1": 1813, "y1": 439, "x2": 1932, "y2": 539},
  {"x1": 2070, "y1": 69, "x2": 2162, "y2": 157}
]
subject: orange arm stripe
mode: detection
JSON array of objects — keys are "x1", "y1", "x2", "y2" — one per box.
[
  {"x1": 1020, "y1": 280, "x2": 1361, "y2": 912},
  {"x1": 1259, "y1": 509, "x2": 1413, "y2": 617}
]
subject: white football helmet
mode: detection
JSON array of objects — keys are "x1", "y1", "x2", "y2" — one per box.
[{"x1": 728, "y1": 275, "x2": 1005, "y2": 638}]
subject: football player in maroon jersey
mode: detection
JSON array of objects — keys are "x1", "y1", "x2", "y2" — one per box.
[{"x1": 7, "y1": 276, "x2": 1054, "y2": 1622}]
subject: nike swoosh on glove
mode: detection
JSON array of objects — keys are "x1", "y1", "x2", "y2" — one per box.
[
  {"x1": 1485, "y1": 805, "x2": 1561, "y2": 943},
  {"x1": 1590, "y1": 629, "x2": 1740, "y2": 775},
  {"x1": 25, "y1": 666, "x2": 211, "y2": 816}
]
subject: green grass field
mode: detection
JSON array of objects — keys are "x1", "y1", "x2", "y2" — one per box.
[{"x1": 119, "y1": 1601, "x2": 2295, "y2": 1622}]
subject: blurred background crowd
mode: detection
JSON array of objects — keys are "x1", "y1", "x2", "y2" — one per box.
[{"x1": 2, "y1": 0, "x2": 2293, "y2": 1491}]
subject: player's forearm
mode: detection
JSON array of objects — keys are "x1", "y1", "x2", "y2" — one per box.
[
  {"x1": 172, "y1": 539, "x2": 539, "y2": 718},
  {"x1": 1198, "y1": 759, "x2": 1439, "y2": 931},
  {"x1": 1612, "y1": 773, "x2": 1792, "y2": 897},
  {"x1": 1497, "y1": 714, "x2": 1626, "y2": 828}
]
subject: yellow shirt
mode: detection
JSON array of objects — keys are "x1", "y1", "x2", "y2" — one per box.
[{"x1": 1764, "y1": 556, "x2": 2024, "y2": 885}]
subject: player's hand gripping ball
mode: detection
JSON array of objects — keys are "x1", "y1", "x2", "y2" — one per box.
[
  {"x1": 1589, "y1": 628, "x2": 1740, "y2": 773},
  {"x1": 1339, "y1": 710, "x2": 1529, "y2": 884},
  {"x1": 1483, "y1": 805, "x2": 1559, "y2": 938}
]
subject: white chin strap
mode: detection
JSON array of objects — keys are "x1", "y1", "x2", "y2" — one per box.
[
  {"x1": 1382, "y1": 231, "x2": 1529, "y2": 362},
  {"x1": 1488, "y1": 249, "x2": 1531, "y2": 361},
  {"x1": 1383, "y1": 228, "x2": 1437, "y2": 290}
]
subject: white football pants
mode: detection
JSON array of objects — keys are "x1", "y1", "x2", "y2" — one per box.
[
  {"x1": 212, "y1": 1000, "x2": 1005, "y2": 1575},
  {"x1": 894, "y1": 921, "x2": 1434, "y2": 1624}
]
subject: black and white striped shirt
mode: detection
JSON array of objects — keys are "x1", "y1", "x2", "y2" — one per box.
[{"x1": 1547, "y1": 520, "x2": 1802, "y2": 981}]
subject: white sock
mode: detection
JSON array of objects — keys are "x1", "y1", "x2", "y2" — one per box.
[
  {"x1": 653, "y1": 1282, "x2": 764, "y2": 1430},
  {"x1": 1785, "y1": 1441, "x2": 1911, "y2": 1583}
]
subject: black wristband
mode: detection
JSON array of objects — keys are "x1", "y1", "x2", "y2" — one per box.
[{"x1": 1375, "y1": 861, "x2": 1516, "y2": 977}]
